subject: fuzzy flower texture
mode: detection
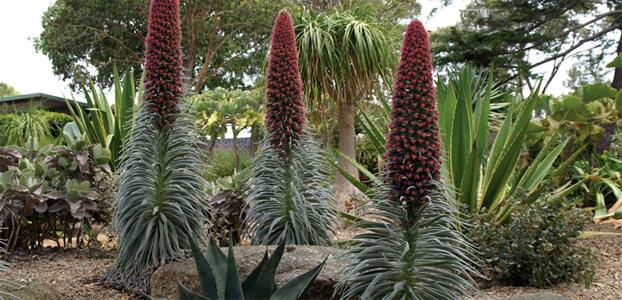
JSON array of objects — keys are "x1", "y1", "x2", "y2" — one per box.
[
  {"x1": 143, "y1": 0, "x2": 184, "y2": 124},
  {"x1": 265, "y1": 10, "x2": 305, "y2": 155},
  {"x1": 385, "y1": 20, "x2": 441, "y2": 215}
]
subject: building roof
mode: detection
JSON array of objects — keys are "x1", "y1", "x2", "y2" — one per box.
[{"x1": 0, "y1": 93, "x2": 87, "y2": 114}]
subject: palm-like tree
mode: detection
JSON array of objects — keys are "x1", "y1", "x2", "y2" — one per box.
[{"x1": 296, "y1": 9, "x2": 395, "y2": 208}]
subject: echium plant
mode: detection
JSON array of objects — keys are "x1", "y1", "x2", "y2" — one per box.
[
  {"x1": 1, "y1": 228, "x2": 16, "y2": 299},
  {"x1": 336, "y1": 21, "x2": 478, "y2": 299},
  {"x1": 110, "y1": 0, "x2": 210, "y2": 291},
  {"x1": 245, "y1": 10, "x2": 337, "y2": 246},
  {"x1": 384, "y1": 20, "x2": 442, "y2": 219},
  {"x1": 263, "y1": 11, "x2": 304, "y2": 155}
]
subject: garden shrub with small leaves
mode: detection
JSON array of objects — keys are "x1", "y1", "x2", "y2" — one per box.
[{"x1": 469, "y1": 196, "x2": 596, "y2": 288}]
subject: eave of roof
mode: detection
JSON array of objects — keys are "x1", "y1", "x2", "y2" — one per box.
[{"x1": 0, "y1": 93, "x2": 87, "y2": 108}]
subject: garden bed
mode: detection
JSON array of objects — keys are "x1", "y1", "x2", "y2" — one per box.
[{"x1": 3, "y1": 223, "x2": 621, "y2": 300}]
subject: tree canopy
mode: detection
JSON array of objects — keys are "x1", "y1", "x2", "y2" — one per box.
[
  {"x1": 431, "y1": 0, "x2": 622, "y2": 91},
  {"x1": 35, "y1": 0, "x2": 286, "y2": 91},
  {"x1": 0, "y1": 83, "x2": 19, "y2": 97}
]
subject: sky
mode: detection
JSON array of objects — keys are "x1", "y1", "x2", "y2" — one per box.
[
  {"x1": 0, "y1": 0, "x2": 613, "y2": 101},
  {"x1": 0, "y1": 1, "x2": 73, "y2": 98}
]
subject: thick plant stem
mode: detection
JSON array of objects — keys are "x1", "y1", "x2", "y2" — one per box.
[{"x1": 335, "y1": 101, "x2": 358, "y2": 211}]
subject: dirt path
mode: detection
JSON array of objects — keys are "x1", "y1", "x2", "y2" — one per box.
[
  {"x1": 4, "y1": 223, "x2": 621, "y2": 299},
  {"x1": 7, "y1": 249, "x2": 135, "y2": 300}
]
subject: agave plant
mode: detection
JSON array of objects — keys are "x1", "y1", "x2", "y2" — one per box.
[
  {"x1": 66, "y1": 66, "x2": 140, "y2": 170},
  {"x1": 111, "y1": 0, "x2": 210, "y2": 283},
  {"x1": 336, "y1": 20, "x2": 478, "y2": 299},
  {"x1": 152, "y1": 238, "x2": 325, "y2": 300},
  {"x1": 245, "y1": 10, "x2": 337, "y2": 246}
]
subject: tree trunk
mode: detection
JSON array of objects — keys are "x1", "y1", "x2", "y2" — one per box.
[
  {"x1": 611, "y1": 30, "x2": 622, "y2": 89},
  {"x1": 232, "y1": 124, "x2": 240, "y2": 170},
  {"x1": 182, "y1": 2, "x2": 197, "y2": 90},
  {"x1": 249, "y1": 125, "x2": 260, "y2": 156},
  {"x1": 335, "y1": 102, "x2": 358, "y2": 211},
  {"x1": 194, "y1": 46, "x2": 214, "y2": 93}
]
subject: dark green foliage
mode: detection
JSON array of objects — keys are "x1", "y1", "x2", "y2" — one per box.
[
  {"x1": 431, "y1": 0, "x2": 606, "y2": 82},
  {"x1": 202, "y1": 150, "x2": 251, "y2": 181},
  {"x1": 160, "y1": 238, "x2": 325, "y2": 300},
  {"x1": 469, "y1": 196, "x2": 595, "y2": 288},
  {"x1": 246, "y1": 137, "x2": 337, "y2": 245},
  {"x1": 35, "y1": 0, "x2": 286, "y2": 91}
]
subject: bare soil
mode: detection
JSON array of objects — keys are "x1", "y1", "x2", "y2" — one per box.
[{"x1": 4, "y1": 223, "x2": 621, "y2": 300}]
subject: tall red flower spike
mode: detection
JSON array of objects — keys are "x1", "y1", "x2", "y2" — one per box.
[
  {"x1": 385, "y1": 20, "x2": 441, "y2": 218},
  {"x1": 143, "y1": 0, "x2": 184, "y2": 124},
  {"x1": 265, "y1": 10, "x2": 305, "y2": 155}
]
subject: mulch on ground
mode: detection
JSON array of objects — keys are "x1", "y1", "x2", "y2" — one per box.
[{"x1": 3, "y1": 223, "x2": 621, "y2": 299}]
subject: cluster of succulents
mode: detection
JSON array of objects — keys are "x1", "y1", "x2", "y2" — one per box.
[
  {"x1": 0, "y1": 129, "x2": 112, "y2": 250},
  {"x1": 108, "y1": 1, "x2": 473, "y2": 298}
]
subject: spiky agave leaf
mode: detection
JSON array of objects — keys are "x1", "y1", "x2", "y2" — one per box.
[
  {"x1": 113, "y1": 104, "x2": 210, "y2": 272},
  {"x1": 336, "y1": 182, "x2": 479, "y2": 300},
  {"x1": 246, "y1": 135, "x2": 337, "y2": 245}
]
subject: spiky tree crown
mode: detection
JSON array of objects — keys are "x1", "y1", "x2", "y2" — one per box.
[
  {"x1": 143, "y1": 0, "x2": 183, "y2": 124},
  {"x1": 265, "y1": 10, "x2": 305, "y2": 155},
  {"x1": 385, "y1": 20, "x2": 441, "y2": 215}
]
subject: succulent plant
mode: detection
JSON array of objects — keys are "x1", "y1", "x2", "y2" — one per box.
[
  {"x1": 384, "y1": 20, "x2": 442, "y2": 219},
  {"x1": 156, "y1": 238, "x2": 325, "y2": 300},
  {"x1": 0, "y1": 141, "x2": 112, "y2": 250}
]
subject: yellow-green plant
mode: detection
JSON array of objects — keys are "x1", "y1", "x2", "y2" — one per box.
[{"x1": 190, "y1": 87, "x2": 263, "y2": 168}]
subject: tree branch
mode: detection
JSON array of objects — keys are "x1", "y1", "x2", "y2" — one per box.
[{"x1": 501, "y1": 22, "x2": 621, "y2": 86}]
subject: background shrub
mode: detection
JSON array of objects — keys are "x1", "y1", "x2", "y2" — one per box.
[
  {"x1": 202, "y1": 149, "x2": 251, "y2": 181},
  {"x1": 469, "y1": 196, "x2": 595, "y2": 288},
  {"x1": 0, "y1": 110, "x2": 72, "y2": 146}
]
